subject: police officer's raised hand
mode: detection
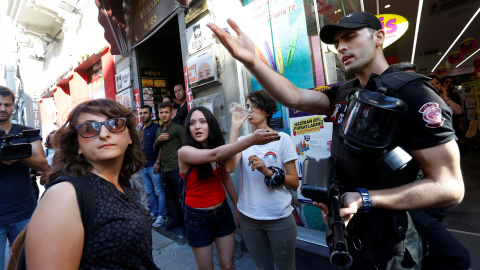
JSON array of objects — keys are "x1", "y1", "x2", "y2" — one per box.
[
  {"x1": 247, "y1": 129, "x2": 280, "y2": 146},
  {"x1": 207, "y1": 19, "x2": 257, "y2": 69}
]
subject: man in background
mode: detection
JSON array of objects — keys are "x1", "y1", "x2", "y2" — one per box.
[
  {"x1": 139, "y1": 105, "x2": 167, "y2": 228},
  {"x1": 0, "y1": 86, "x2": 50, "y2": 268},
  {"x1": 171, "y1": 84, "x2": 188, "y2": 127},
  {"x1": 154, "y1": 103, "x2": 184, "y2": 231}
]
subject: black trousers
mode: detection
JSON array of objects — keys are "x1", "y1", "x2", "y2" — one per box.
[
  {"x1": 409, "y1": 210, "x2": 470, "y2": 270},
  {"x1": 161, "y1": 168, "x2": 183, "y2": 223}
]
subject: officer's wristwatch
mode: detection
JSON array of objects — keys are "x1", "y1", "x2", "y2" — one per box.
[
  {"x1": 356, "y1": 188, "x2": 372, "y2": 212},
  {"x1": 155, "y1": 161, "x2": 160, "y2": 165}
]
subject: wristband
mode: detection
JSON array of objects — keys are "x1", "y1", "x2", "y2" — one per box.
[
  {"x1": 444, "y1": 98, "x2": 451, "y2": 102},
  {"x1": 264, "y1": 166, "x2": 285, "y2": 188},
  {"x1": 155, "y1": 161, "x2": 160, "y2": 165},
  {"x1": 356, "y1": 188, "x2": 372, "y2": 212}
]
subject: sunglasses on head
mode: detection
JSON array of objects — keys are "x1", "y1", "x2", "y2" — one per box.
[{"x1": 76, "y1": 118, "x2": 127, "y2": 138}]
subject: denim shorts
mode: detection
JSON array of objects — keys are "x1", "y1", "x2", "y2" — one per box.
[{"x1": 183, "y1": 200, "x2": 236, "y2": 247}]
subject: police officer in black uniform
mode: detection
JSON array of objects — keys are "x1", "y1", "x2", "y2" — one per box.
[{"x1": 207, "y1": 12, "x2": 465, "y2": 269}]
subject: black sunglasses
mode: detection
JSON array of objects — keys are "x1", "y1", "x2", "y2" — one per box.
[{"x1": 76, "y1": 118, "x2": 127, "y2": 138}]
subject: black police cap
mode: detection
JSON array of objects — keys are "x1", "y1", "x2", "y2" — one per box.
[{"x1": 320, "y1": 12, "x2": 382, "y2": 45}]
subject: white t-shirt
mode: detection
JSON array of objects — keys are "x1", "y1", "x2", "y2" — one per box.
[{"x1": 237, "y1": 132, "x2": 298, "y2": 220}]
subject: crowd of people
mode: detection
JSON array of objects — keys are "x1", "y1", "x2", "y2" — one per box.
[{"x1": 0, "y1": 11, "x2": 472, "y2": 270}]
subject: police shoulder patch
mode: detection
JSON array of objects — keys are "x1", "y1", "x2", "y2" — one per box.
[{"x1": 419, "y1": 102, "x2": 445, "y2": 128}]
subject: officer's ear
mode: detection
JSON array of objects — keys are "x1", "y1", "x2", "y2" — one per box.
[{"x1": 374, "y1": 29, "x2": 386, "y2": 48}]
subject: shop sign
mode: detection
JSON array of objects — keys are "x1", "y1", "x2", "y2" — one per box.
[
  {"x1": 115, "y1": 67, "x2": 131, "y2": 92},
  {"x1": 31, "y1": 101, "x2": 41, "y2": 129},
  {"x1": 375, "y1": 14, "x2": 409, "y2": 49},
  {"x1": 131, "y1": 0, "x2": 181, "y2": 46},
  {"x1": 134, "y1": 88, "x2": 142, "y2": 127},
  {"x1": 186, "y1": 14, "x2": 214, "y2": 55},
  {"x1": 186, "y1": 48, "x2": 216, "y2": 88},
  {"x1": 116, "y1": 88, "x2": 133, "y2": 110},
  {"x1": 185, "y1": 1, "x2": 208, "y2": 24}
]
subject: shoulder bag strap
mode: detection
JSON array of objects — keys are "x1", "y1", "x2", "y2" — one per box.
[
  {"x1": 48, "y1": 176, "x2": 96, "y2": 255},
  {"x1": 181, "y1": 166, "x2": 194, "y2": 210}
]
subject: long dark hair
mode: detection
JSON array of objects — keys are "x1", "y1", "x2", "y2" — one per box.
[
  {"x1": 48, "y1": 99, "x2": 146, "y2": 186},
  {"x1": 184, "y1": 106, "x2": 225, "y2": 179}
]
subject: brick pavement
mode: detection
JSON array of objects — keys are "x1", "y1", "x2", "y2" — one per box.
[{"x1": 152, "y1": 229, "x2": 256, "y2": 270}]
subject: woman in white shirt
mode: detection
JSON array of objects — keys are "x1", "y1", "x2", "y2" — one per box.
[{"x1": 226, "y1": 90, "x2": 299, "y2": 270}]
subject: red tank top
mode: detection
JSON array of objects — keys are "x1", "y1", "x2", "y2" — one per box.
[{"x1": 181, "y1": 165, "x2": 226, "y2": 208}]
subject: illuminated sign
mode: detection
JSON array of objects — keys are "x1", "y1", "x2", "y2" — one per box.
[{"x1": 375, "y1": 14, "x2": 409, "y2": 48}]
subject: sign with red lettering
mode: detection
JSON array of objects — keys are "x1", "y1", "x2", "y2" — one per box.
[
  {"x1": 375, "y1": 14, "x2": 409, "y2": 49},
  {"x1": 134, "y1": 88, "x2": 141, "y2": 127}
]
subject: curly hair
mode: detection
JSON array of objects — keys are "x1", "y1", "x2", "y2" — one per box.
[
  {"x1": 246, "y1": 90, "x2": 278, "y2": 125},
  {"x1": 48, "y1": 99, "x2": 146, "y2": 186},
  {"x1": 183, "y1": 106, "x2": 225, "y2": 180}
]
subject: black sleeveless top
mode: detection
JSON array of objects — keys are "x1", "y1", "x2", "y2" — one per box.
[{"x1": 80, "y1": 173, "x2": 158, "y2": 270}]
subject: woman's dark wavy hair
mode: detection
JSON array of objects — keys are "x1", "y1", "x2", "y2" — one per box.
[
  {"x1": 48, "y1": 99, "x2": 146, "y2": 186},
  {"x1": 183, "y1": 106, "x2": 225, "y2": 180},
  {"x1": 246, "y1": 90, "x2": 278, "y2": 125}
]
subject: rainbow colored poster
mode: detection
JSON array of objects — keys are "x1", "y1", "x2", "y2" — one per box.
[{"x1": 243, "y1": 0, "x2": 314, "y2": 91}]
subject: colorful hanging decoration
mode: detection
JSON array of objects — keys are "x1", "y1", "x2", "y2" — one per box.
[
  {"x1": 459, "y1": 38, "x2": 478, "y2": 55},
  {"x1": 447, "y1": 51, "x2": 464, "y2": 65},
  {"x1": 435, "y1": 66, "x2": 449, "y2": 77}
]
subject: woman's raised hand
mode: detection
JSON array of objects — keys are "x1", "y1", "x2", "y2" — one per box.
[{"x1": 231, "y1": 106, "x2": 250, "y2": 129}]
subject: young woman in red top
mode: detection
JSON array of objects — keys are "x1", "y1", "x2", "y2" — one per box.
[{"x1": 178, "y1": 106, "x2": 280, "y2": 270}]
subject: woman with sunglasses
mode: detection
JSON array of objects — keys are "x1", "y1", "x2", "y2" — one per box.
[
  {"x1": 24, "y1": 99, "x2": 158, "y2": 269},
  {"x1": 178, "y1": 106, "x2": 280, "y2": 270},
  {"x1": 225, "y1": 90, "x2": 299, "y2": 270}
]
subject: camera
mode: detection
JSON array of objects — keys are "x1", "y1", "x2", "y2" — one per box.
[{"x1": 0, "y1": 129, "x2": 40, "y2": 161}]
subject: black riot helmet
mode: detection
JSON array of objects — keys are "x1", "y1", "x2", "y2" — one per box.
[{"x1": 340, "y1": 87, "x2": 412, "y2": 179}]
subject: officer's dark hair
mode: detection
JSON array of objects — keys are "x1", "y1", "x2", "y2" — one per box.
[
  {"x1": 0, "y1": 86, "x2": 15, "y2": 103},
  {"x1": 391, "y1": 62, "x2": 417, "y2": 73},
  {"x1": 157, "y1": 102, "x2": 171, "y2": 111},
  {"x1": 140, "y1": 105, "x2": 152, "y2": 113},
  {"x1": 442, "y1": 76, "x2": 455, "y2": 84},
  {"x1": 246, "y1": 90, "x2": 278, "y2": 125}
]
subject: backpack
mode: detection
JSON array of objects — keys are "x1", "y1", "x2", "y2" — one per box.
[{"x1": 7, "y1": 175, "x2": 96, "y2": 270}]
